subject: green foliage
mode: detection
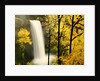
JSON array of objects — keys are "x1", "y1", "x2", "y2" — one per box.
[
  {"x1": 15, "y1": 45, "x2": 23, "y2": 65},
  {"x1": 26, "y1": 61, "x2": 33, "y2": 65}
]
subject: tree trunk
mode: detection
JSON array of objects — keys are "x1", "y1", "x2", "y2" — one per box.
[
  {"x1": 48, "y1": 29, "x2": 51, "y2": 65},
  {"x1": 69, "y1": 15, "x2": 74, "y2": 53},
  {"x1": 58, "y1": 15, "x2": 61, "y2": 64}
]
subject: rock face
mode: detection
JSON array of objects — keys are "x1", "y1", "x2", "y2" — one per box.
[
  {"x1": 15, "y1": 17, "x2": 30, "y2": 38},
  {"x1": 15, "y1": 18, "x2": 29, "y2": 29}
]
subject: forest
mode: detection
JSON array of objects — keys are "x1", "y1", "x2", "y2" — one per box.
[{"x1": 15, "y1": 15, "x2": 84, "y2": 65}]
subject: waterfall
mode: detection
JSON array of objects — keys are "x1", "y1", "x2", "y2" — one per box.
[{"x1": 30, "y1": 20, "x2": 55, "y2": 65}]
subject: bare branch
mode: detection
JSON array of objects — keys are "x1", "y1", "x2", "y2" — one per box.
[
  {"x1": 75, "y1": 26, "x2": 84, "y2": 30},
  {"x1": 78, "y1": 22, "x2": 84, "y2": 26},
  {"x1": 72, "y1": 32, "x2": 84, "y2": 41},
  {"x1": 60, "y1": 15, "x2": 63, "y2": 19},
  {"x1": 73, "y1": 17, "x2": 84, "y2": 27}
]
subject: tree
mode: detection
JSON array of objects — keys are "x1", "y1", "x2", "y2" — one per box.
[
  {"x1": 58, "y1": 15, "x2": 63, "y2": 64},
  {"x1": 48, "y1": 29, "x2": 51, "y2": 65},
  {"x1": 43, "y1": 15, "x2": 58, "y2": 64},
  {"x1": 69, "y1": 15, "x2": 84, "y2": 53},
  {"x1": 69, "y1": 15, "x2": 74, "y2": 53},
  {"x1": 16, "y1": 28, "x2": 32, "y2": 65}
]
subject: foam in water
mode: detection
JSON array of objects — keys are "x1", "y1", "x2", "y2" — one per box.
[{"x1": 30, "y1": 20, "x2": 55, "y2": 65}]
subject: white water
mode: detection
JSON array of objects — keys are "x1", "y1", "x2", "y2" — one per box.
[{"x1": 30, "y1": 20, "x2": 55, "y2": 65}]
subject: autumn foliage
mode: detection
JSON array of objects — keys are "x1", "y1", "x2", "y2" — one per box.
[
  {"x1": 59, "y1": 42, "x2": 84, "y2": 65},
  {"x1": 17, "y1": 28, "x2": 32, "y2": 49},
  {"x1": 15, "y1": 15, "x2": 84, "y2": 65}
]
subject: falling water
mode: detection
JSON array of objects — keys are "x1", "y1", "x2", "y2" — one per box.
[{"x1": 30, "y1": 20, "x2": 55, "y2": 65}]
